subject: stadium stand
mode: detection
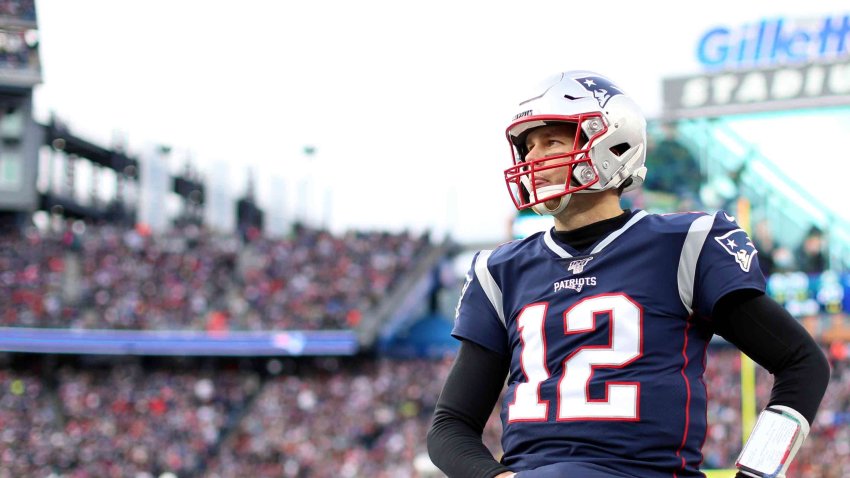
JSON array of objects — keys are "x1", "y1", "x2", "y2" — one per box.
[
  {"x1": 2, "y1": 345, "x2": 849, "y2": 477},
  {"x1": 1, "y1": 3, "x2": 848, "y2": 476},
  {"x1": 1, "y1": 116, "x2": 849, "y2": 476},
  {"x1": 0, "y1": 221, "x2": 433, "y2": 331}
]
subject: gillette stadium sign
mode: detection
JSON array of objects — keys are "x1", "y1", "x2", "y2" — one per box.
[{"x1": 662, "y1": 14, "x2": 850, "y2": 119}]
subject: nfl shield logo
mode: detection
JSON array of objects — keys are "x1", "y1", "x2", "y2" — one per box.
[{"x1": 567, "y1": 257, "x2": 593, "y2": 274}]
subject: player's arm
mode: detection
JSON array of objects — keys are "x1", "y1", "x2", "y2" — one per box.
[
  {"x1": 712, "y1": 288, "x2": 831, "y2": 478},
  {"x1": 427, "y1": 339, "x2": 513, "y2": 478}
]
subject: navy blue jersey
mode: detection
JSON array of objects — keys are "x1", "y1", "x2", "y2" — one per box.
[{"x1": 452, "y1": 210, "x2": 766, "y2": 477}]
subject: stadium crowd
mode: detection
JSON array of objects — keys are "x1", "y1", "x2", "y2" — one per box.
[
  {"x1": 704, "y1": 344, "x2": 850, "y2": 477},
  {"x1": 0, "y1": 131, "x2": 848, "y2": 476},
  {"x1": 0, "y1": 222, "x2": 433, "y2": 331},
  {"x1": 0, "y1": 0, "x2": 39, "y2": 72},
  {"x1": 0, "y1": 0, "x2": 35, "y2": 20},
  {"x1": 0, "y1": 359, "x2": 258, "y2": 477},
  {"x1": 1, "y1": 214, "x2": 848, "y2": 476},
  {"x1": 1, "y1": 346, "x2": 849, "y2": 477}
]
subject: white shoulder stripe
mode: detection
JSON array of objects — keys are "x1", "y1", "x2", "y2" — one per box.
[
  {"x1": 678, "y1": 213, "x2": 716, "y2": 315},
  {"x1": 474, "y1": 249, "x2": 506, "y2": 327}
]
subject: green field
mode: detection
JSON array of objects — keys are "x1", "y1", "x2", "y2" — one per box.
[{"x1": 703, "y1": 470, "x2": 737, "y2": 478}]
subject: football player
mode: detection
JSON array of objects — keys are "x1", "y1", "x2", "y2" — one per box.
[{"x1": 427, "y1": 70, "x2": 830, "y2": 477}]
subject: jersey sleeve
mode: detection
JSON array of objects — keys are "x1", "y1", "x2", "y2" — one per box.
[
  {"x1": 451, "y1": 250, "x2": 510, "y2": 356},
  {"x1": 692, "y1": 211, "x2": 767, "y2": 318}
]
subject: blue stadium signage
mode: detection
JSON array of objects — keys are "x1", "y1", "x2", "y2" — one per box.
[
  {"x1": 0, "y1": 328, "x2": 360, "y2": 356},
  {"x1": 697, "y1": 14, "x2": 850, "y2": 70}
]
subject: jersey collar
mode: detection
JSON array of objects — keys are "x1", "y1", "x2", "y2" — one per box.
[{"x1": 543, "y1": 209, "x2": 649, "y2": 258}]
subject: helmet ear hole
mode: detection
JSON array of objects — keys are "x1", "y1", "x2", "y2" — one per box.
[{"x1": 609, "y1": 142, "x2": 631, "y2": 157}]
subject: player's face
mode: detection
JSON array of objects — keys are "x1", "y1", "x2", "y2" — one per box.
[{"x1": 523, "y1": 124, "x2": 577, "y2": 195}]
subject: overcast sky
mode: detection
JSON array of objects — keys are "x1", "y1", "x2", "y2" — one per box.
[{"x1": 30, "y1": 0, "x2": 850, "y2": 244}]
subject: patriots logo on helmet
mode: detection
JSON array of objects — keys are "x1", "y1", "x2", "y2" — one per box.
[
  {"x1": 714, "y1": 229, "x2": 758, "y2": 272},
  {"x1": 575, "y1": 76, "x2": 624, "y2": 108}
]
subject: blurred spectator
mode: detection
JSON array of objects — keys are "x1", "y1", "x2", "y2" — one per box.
[
  {"x1": 751, "y1": 220, "x2": 776, "y2": 276},
  {"x1": 771, "y1": 245, "x2": 798, "y2": 274},
  {"x1": 644, "y1": 127, "x2": 703, "y2": 197},
  {"x1": 797, "y1": 226, "x2": 828, "y2": 274}
]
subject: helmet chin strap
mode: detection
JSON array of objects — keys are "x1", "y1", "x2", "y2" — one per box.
[{"x1": 529, "y1": 185, "x2": 571, "y2": 216}]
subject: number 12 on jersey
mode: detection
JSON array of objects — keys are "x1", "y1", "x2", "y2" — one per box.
[{"x1": 508, "y1": 293, "x2": 643, "y2": 422}]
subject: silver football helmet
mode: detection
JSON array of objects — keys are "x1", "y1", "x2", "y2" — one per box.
[{"x1": 504, "y1": 70, "x2": 648, "y2": 215}]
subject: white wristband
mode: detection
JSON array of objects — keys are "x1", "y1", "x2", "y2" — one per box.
[{"x1": 736, "y1": 405, "x2": 810, "y2": 478}]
